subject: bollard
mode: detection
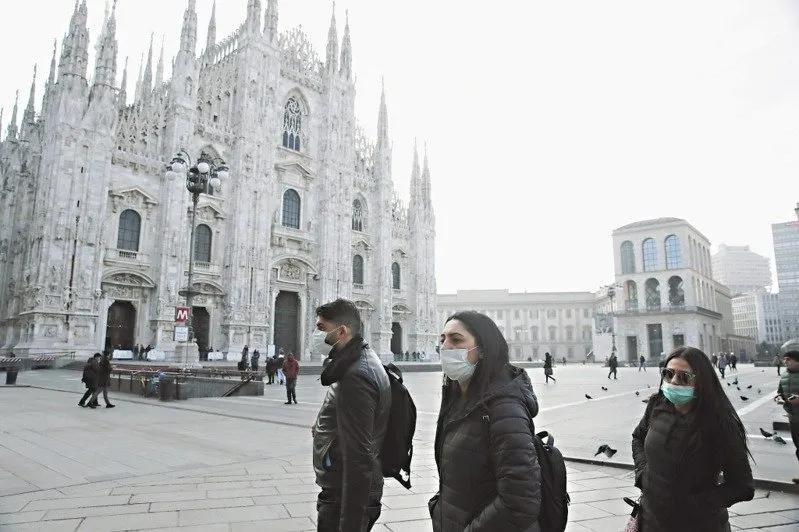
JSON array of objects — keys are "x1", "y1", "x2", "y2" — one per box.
[{"x1": 5, "y1": 368, "x2": 18, "y2": 385}]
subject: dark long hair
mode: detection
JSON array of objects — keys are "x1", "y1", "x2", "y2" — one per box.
[
  {"x1": 662, "y1": 346, "x2": 750, "y2": 459},
  {"x1": 442, "y1": 311, "x2": 510, "y2": 402}
]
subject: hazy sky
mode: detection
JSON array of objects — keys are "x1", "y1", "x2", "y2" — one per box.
[{"x1": 2, "y1": 0, "x2": 798, "y2": 294}]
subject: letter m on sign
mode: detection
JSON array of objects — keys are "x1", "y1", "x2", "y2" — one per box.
[{"x1": 175, "y1": 307, "x2": 189, "y2": 323}]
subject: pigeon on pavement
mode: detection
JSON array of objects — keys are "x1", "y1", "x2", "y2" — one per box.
[
  {"x1": 773, "y1": 436, "x2": 788, "y2": 445},
  {"x1": 594, "y1": 444, "x2": 618, "y2": 458},
  {"x1": 635, "y1": 391, "x2": 640, "y2": 396},
  {"x1": 760, "y1": 428, "x2": 774, "y2": 438},
  {"x1": 747, "y1": 385, "x2": 753, "y2": 389},
  {"x1": 585, "y1": 394, "x2": 593, "y2": 400},
  {"x1": 740, "y1": 396, "x2": 749, "y2": 401},
  {"x1": 601, "y1": 386, "x2": 608, "y2": 391}
]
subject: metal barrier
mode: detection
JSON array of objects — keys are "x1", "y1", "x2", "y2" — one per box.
[
  {"x1": 0, "y1": 352, "x2": 76, "y2": 372},
  {"x1": 108, "y1": 368, "x2": 264, "y2": 401}
]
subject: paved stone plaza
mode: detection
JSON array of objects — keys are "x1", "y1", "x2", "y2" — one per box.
[{"x1": 1, "y1": 364, "x2": 798, "y2": 531}]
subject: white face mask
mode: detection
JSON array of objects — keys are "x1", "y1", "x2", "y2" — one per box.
[
  {"x1": 440, "y1": 347, "x2": 478, "y2": 383},
  {"x1": 310, "y1": 328, "x2": 343, "y2": 358}
]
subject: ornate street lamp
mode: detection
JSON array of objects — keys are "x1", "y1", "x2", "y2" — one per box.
[
  {"x1": 165, "y1": 151, "x2": 228, "y2": 347},
  {"x1": 606, "y1": 285, "x2": 618, "y2": 354}
]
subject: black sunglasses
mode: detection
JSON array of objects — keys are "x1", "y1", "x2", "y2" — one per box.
[{"x1": 661, "y1": 368, "x2": 696, "y2": 386}]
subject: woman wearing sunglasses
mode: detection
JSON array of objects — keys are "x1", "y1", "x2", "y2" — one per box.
[
  {"x1": 428, "y1": 311, "x2": 541, "y2": 531},
  {"x1": 631, "y1": 346, "x2": 754, "y2": 531}
]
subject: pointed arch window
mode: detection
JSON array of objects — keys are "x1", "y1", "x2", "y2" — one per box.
[
  {"x1": 352, "y1": 199, "x2": 364, "y2": 231},
  {"x1": 194, "y1": 224, "x2": 212, "y2": 262},
  {"x1": 392, "y1": 262, "x2": 401, "y2": 290},
  {"x1": 353, "y1": 255, "x2": 364, "y2": 285},
  {"x1": 665, "y1": 235, "x2": 682, "y2": 269},
  {"x1": 117, "y1": 209, "x2": 141, "y2": 251},
  {"x1": 282, "y1": 189, "x2": 301, "y2": 229},
  {"x1": 282, "y1": 97, "x2": 302, "y2": 151},
  {"x1": 621, "y1": 240, "x2": 636, "y2": 274},
  {"x1": 642, "y1": 238, "x2": 657, "y2": 272}
]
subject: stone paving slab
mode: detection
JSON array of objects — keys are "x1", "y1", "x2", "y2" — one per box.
[{"x1": 1, "y1": 377, "x2": 798, "y2": 531}]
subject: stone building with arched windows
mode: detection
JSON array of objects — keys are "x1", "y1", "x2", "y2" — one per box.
[
  {"x1": 0, "y1": 1, "x2": 438, "y2": 361},
  {"x1": 606, "y1": 218, "x2": 743, "y2": 363}
]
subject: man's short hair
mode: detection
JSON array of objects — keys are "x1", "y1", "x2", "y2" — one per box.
[
  {"x1": 785, "y1": 351, "x2": 799, "y2": 362},
  {"x1": 315, "y1": 298, "x2": 362, "y2": 335}
]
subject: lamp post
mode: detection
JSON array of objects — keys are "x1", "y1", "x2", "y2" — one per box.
[
  {"x1": 165, "y1": 151, "x2": 229, "y2": 354},
  {"x1": 607, "y1": 285, "x2": 617, "y2": 354}
]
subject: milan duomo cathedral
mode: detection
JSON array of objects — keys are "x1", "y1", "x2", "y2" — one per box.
[{"x1": 0, "y1": 0, "x2": 438, "y2": 361}]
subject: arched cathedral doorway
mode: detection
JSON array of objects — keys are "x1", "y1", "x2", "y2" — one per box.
[
  {"x1": 391, "y1": 322, "x2": 403, "y2": 355},
  {"x1": 105, "y1": 301, "x2": 136, "y2": 351},
  {"x1": 274, "y1": 291, "x2": 300, "y2": 356}
]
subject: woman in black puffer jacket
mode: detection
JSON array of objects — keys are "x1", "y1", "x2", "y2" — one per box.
[
  {"x1": 632, "y1": 346, "x2": 754, "y2": 532},
  {"x1": 429, "y1": 311, "x2": 541, "y2": 532}
]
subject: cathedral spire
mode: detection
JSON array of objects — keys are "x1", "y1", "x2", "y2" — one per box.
[
  {"x1": 7, "y1": 90, "x2": 19, "y2": 140},
  {"x1": 325, "y1": 2, "x2": 338, "y2": 74},
  {"x1": 23, "y1": 64, "x2": 37, "y2": 126},
  {"x1": 142, "y1": 33, "x2": 154, "y2": 98},
  {"x1": 422, "y1": 142, "x2": 432, "y2": 206},
  {"x1": 43, "y1": 39, "x2": 57, "y2": 110},
  {"x1": 134, "y1": 52, "x2": 143, "y2": 102},
  {"x1": 119, "y1": 56, "x2": 128, "y2": 107},
  {"x1": 59, "y1": 0, "x2": 89, "y2": 80},
  {"x1": 155, "y1": 35, "x2": 165, "y2": 86},
  {"x1": 410, "y1": 139, "x2": 421, "y2": 206},
  {"x1": 377, "y1": 77, "x2": 388, "y2": 145},
  {"x1": 92, "y1": 0, "x2": 117, "y2": 88},
  {"x1": 206, "y1": 0, "x2": 217, "y2": 52},
  {"x1": 339, "y1": 10, "x2": 352, "y2": 80},
  {"x1": 264, "y1": 0, "x2": 278, "y2": 42},
  {"x1": 246, "y1": 0, "x2": 262, "y2": 35},
  {"x1": 179, "y1": 0, "x2": 198, "y2": 56}
]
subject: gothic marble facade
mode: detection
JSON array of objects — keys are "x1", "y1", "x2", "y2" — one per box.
[{"x1": 0, "y1": 0, "x2": 438, "y2": 361}]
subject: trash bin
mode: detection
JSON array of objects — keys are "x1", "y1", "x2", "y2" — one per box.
[
  {"x1": 5, "y1": 369, "x2": 18, "y2": 385},
  {"x1": 159, "y1": 376, "x2": 175, "y2": 401}
]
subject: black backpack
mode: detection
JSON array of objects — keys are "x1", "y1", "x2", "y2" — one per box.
[
  {"x1": 380, "y1": 363, "x2": 417, "y2": 489},
  {"x1": 533, "y1": 430, "x2": 570, "y2": 532}
]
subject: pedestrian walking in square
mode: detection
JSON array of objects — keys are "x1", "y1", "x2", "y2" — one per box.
[
  {"x1": 91, "y1": 351, "x2": 115, "y2": 408},
  {"x1": 729, "y1": 352, "x2": 738, "y2": 374},
  {"x1": 429, "y1": 311, "x2": 542, "y2": 531},
  {"x1": 607, "y1": 352, "x2": 618, "y2": 380},
  {"x1": 776, "y1": 353, "x2": 784, "y2": 376},
  {"x1": 632, "y1": 346, "x2": 753, "y2": 531},
  {"x1": 250, "y1": 349, "x2": 260, "y2": 372},
  {"x1": 311, "y1": 299, "x2": 391, "y2": 531},
  {"x1": 266, "y1": 355, "x2": 276, "y2": 384},
  {"x1": 775, "y1": 343, "x2": 799, "y2": 484},
  {"x1": 283, "y1": 352, "x2": 300, "y2": 404},
  {"x1": 276, "y1": 353, "x2": 285, "y2": 385},
  {"x1": 638, "y1": 354, "x2": 647, "y2": 371},
  {"x1": 543, "y1": 351, "x2": 556, "y2": 383},
  {"x1": 78, "y1": 354, "x2": 99, "y2": 408},
  {"x1": 718, "y1": 352, "x2": 728, "y2": 379}
]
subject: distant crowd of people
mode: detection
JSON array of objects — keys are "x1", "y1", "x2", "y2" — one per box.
[{"x1": 237, "y1": 345, "x2": 301, "y2": 405}]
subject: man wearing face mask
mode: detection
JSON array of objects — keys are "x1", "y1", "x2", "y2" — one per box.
[{"x1": 310, "y1": 299, "x2": 392, "y2": 532}]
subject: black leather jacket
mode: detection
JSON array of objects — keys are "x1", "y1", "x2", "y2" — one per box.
[{"x1": 312, "y1": 340, "x2": 391, "y2": 531}]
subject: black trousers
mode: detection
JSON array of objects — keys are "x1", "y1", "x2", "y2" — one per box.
[
  {"x1": 286, "y1": 377, "x2": 297, "y2": 403},
  {"x1": 316, "y1": 488, "x2": 381, "y2": 532},
  {"x1": 608, "y1": 367, "x2": 617, "y2": 379},
  {"x1": 79, "y1": 385, "x2": 96, "y2": 405},
  {"x1": 791, "y1": 420, "x2": 799, "y2": 462}
]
